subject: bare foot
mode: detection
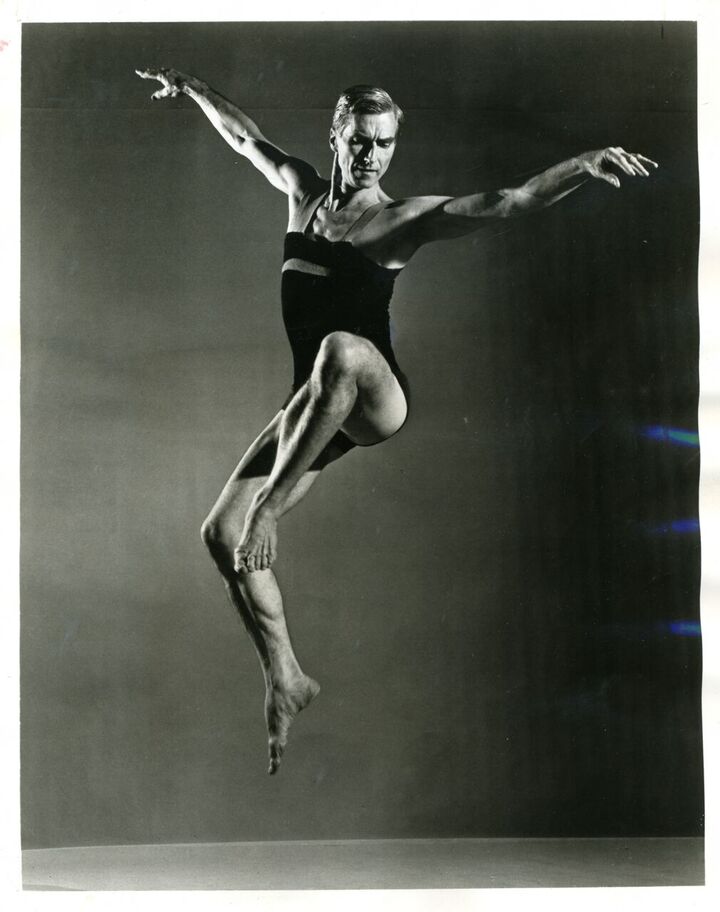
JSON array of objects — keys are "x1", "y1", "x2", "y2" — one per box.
[
  {"x1": 234, "y1": 506, "x2": 278, "y2": 573},
  {"x1": 265, "y1": 674, "x2": 320, "y2": 775}
]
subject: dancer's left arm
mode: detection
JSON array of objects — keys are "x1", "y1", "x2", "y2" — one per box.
[{"x1": 409, "y1": 147, "x2": 658, "y2": 243}]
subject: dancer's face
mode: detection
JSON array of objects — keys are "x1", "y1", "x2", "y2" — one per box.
[{"x1": 331, "y1": 112, "x2": 398, "y2": 191}]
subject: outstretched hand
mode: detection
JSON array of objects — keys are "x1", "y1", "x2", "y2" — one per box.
[
  {"x1": 135, "y1": 67, "x2": 189, "y2": 100},
  {"x1": 580, "y1": 147, "x2": 658, "y2": 188}
]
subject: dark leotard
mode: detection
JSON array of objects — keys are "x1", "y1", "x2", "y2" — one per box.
[{"x1": 281, "y1": 191, "x2": 409, "y2": 457}]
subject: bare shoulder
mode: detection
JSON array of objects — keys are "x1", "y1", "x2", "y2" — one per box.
[
  {"x1": 372, "y1": 195, "x2": 454, "y2": 254},
  {"x1": 379, "y1": 195, "x2": 456, "y2": 241},
  {"x1": 382, "y1": 193, "x2": 506, "y2": 245},
  {"x1": 287, "y1": 176, "x2": 330, "y2": 230},
  {"x1": 380, "y1": 195, "x2": 453, "y2": 224},
  {"x1": 348, "y1": 195, "x2": 455, "y2": 269},
  {"x1": 280, "y1": 158, "x2": 326, "y2": 200}
]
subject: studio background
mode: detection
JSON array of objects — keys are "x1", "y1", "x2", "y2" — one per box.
[{"x1": 21, "y1": 21, "x2": 701, "y2": 849}]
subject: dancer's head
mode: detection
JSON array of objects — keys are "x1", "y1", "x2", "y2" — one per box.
[
  {"x1": 329, "y1": 85, "x2": 404, "y2": 193},
  {"x1": 331, "y1": 85, "x2": 404, "y2": 136}
]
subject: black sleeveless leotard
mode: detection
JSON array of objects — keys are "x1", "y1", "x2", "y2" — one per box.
[{"x1": 281, "y1": 192, "x2": 409, "y2": 407}]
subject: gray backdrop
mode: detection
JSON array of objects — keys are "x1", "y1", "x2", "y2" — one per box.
[{"x1": 21, "y1": 21, "x2": 701, "y2": 848}]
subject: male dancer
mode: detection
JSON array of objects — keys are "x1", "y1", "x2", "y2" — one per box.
[{"x1": 137, "y1": 67, "x2": 657, "y2": 773}]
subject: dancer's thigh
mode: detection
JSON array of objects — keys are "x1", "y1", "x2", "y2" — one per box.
[{"x1": 314, "y1": 333, "x2": 408, "y2": 446}]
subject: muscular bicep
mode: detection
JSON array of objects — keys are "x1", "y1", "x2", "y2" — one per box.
[
  {"x1": 241, "y1": 138, "x2": 321, "y2": 195},
  {"x1": 408, "y1": 190, "x2": 524, "y2": 245}
]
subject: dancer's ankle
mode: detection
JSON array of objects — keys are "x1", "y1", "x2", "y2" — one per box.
[{"x1": 251, "y1": 485, "x2": 278, "y2": 516}]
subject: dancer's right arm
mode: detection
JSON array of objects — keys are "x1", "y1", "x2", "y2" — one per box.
[{"x1": 136, "y1": 68, "x2": 321, "y2": 196}]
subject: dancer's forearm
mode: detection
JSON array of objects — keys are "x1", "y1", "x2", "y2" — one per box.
[
  {"x1": 413, "y1": 146, "x2": 657, "y2": 242},
  {"x1": 181, "y1": 77, "x2": 266, "y2": 153},
  {"x1": 444, "y1": 156, "x2": 587, "y2": 221},
  {"x1": 511, "y1": 156, "x2": 589, "y2": 210},
  {"x1": 446, "y1": 147, "x2": 656, "y2": 221},
  {"x1": 137, "y1": 67, "x2": 317, "y2": 193}
]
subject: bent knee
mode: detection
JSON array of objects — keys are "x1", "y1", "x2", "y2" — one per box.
[
  {"x1": 316, "y1": 331, "x2": 366, "y2": 381},
  {"x1": 201, "y1": 517, "x2": 237, "y2": 577},
  {"x1": 201, "y1": 516, "x2": 224, "y2": 551}
]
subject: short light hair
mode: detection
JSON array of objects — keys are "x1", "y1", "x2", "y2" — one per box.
[{"x1": 331, "y1": 85, "x2": 404, "y2": 135}]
